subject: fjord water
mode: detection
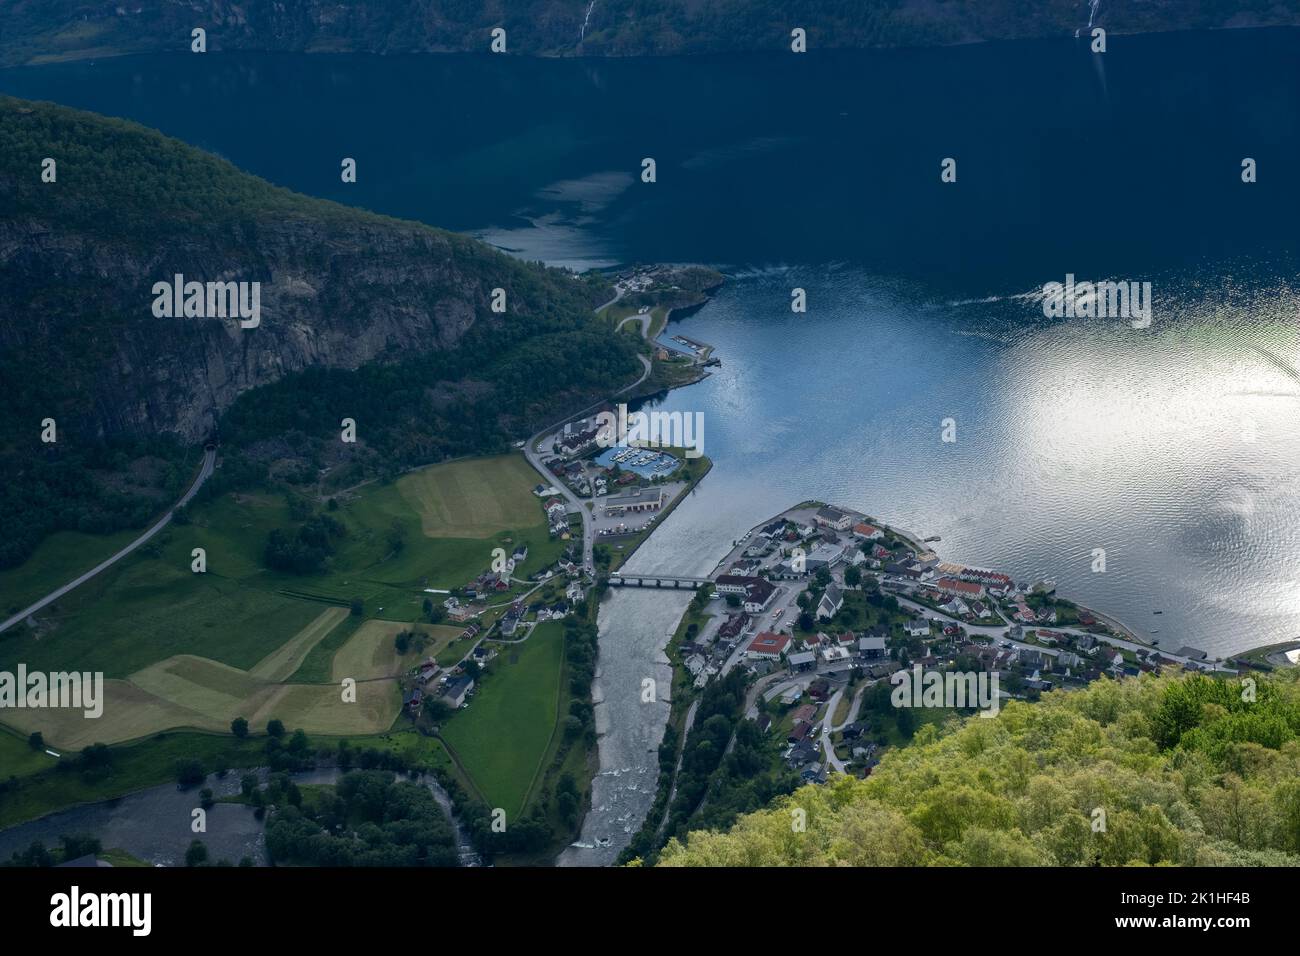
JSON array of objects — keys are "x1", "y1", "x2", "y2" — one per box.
[{"x1": 7, "y1": 28, "x2": 1300, "y2": 863}]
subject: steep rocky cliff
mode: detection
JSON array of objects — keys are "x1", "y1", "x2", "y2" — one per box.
[
  {"x1": 0, "y1": 95, "x2": 633, "y2": 568},
  {"x1": 0, "y1": 95, "x2": 611, "y2": 444},
  {"x1": 2, "y1": 0, "x2": 1297, "y2": 65}
]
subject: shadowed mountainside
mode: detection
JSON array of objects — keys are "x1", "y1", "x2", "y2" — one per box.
[{"x1": 2, "y1": 0, "x2": 1298, "y2": 66}]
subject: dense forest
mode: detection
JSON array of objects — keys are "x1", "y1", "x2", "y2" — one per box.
[
  {"x1": 3, "y1": 1, "x2": 1298, "y2": 66},
  {"x1": 265, "y1": 769, "x2": 460, "y2": 867},
  {"x1": 620, "y1": 668, "x2": 799, "y2": 864},
  {"x1": 217, "y1": 321, "x2": 639, "y2": 475},
  {"x1": 655, "y1": 670, "x2": 1300, "y2": 866}
]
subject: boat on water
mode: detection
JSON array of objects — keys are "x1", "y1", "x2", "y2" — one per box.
[{"x1": 1153, "y1": 610, "x2": 1164, "y2": 615}]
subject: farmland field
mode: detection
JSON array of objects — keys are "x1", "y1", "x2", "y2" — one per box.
[
  {"x1": 0, "y1": 452, "x2": 554, "y2": 750},
  {"x1": 397, "y1": 454, "x2": 546, "y2": 538},
  {"x1": 441, "y1": 621, "x2": 565, "y2": 818},
  {"x1": 252, "y1": 606, "x2": 350, "y2": 681}
]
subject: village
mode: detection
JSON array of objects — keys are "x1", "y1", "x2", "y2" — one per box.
[
  {"x1": 396, "y1": 404, "x2": 707, "y2": 719},
  {"x1": 647, "y1": 502, "x2": 1242, "y2": 789}
]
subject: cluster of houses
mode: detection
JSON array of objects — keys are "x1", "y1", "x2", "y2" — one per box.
[
  {"x1": 545, "y1": 407, "x2": 670, "y2": 502},
  {"x1": 500, "y1": 595, "x2": 572, "y2": 637},
  {"x1": 753, "y1": 680, "x2": 882, "y2": 783},
  {"x1": 404, "y1": 534, "x2": 595, "y2": 724},
  {"x1": 405, "y1": 657, "x2": 477, "y2": 715},
  {"x1": 741, "y1": 623, "x2": 921, "y2": 679},
  {"x1": 675, "y1": 501, "x2": 1235, "y2": 797}
]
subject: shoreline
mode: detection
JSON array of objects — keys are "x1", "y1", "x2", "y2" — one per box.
[
  {"x1": 11, "y1": 25, "x2": 1300, "y2": 71},
  {"x1": 665, "y1": 497, "x2": 1287, "y2": 687}
]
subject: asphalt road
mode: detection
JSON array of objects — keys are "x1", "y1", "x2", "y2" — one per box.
[
  {"x1": 520, "y1": 311, "x2": 653, "y2": 574},
  {"x1": 0, "y1": 447, "x2": 217, "y2": 634}
]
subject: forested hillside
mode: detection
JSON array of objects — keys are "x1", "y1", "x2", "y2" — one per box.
[
  {"x1": 655, "y1": 671, "x2": 1300, "y2": 866},
  {"x1": 0, "y1": 95, "x2": 634, "y2": 570}
]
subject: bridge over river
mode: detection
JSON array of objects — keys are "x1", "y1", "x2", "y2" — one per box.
[{"x1": 606, "y1": 573, "x2": 712, "y2": 590}]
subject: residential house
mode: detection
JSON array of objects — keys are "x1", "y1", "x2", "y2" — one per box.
[
  {"x1": 719, "y1": 612, "x2": 753, "y2": 641},
  {"x1": 787, "y1": 650, "x2": 817, "y2": 672},
  {"x1": 786, "y1": 739, "x2": 820, "y2": 769},
  {"x1": 936, "y1": 577, "x2": 986, "y2": 600},
  {"x1": 960, "y1": 568, "x2": 1014, "y2": 590},
  {"x1": 841, "y1": 721, "x2": 869, "y2": 740},
  {"x1": 939, "y1": 597, "x2": 969, "y2": 617},
  {"x1": 440, "y1": 674, "x2": 475, "y2": 709},
  {"x1": 741, "y1": 577, "x2": 777, "y2": 614},
  {"x1": 801, "y1": 765, "x2": 828, "y2": 784},
  {"x1": 1018, "y1": 647, "x2": 1050, "y2": 669},
  {"x1": 858, "y1": 635, "x2": 887, "y2": 659},
  {"x1": 790, "y1": 703, "x2": 817, "y2": 724}
]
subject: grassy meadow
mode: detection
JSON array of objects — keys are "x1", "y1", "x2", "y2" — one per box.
[
  {"x1": 440, "y1": 620, "x2": 566, "y2": 818},
  {"x1": 0, "y1": 453, "x2": 561, "y2": 746}
]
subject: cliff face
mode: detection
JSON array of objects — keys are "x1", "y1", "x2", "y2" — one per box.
[
  {"x1": 0, "y1": 96, "x2": 607, "y2": 443},
  {"x1": 2, "y1": 0, "x2": 1298, "y2": 65}
]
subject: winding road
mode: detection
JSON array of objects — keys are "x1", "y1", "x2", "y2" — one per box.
[
  {"x1": 520, "y1": 298, "x2": 655, "y2": 574},
  {"x1": 0, "y1": 447, "x2": 217, "y2": 635}
]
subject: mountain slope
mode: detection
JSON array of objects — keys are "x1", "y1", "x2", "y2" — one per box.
[
  {"x1": 0, "y1": 95, "x2": 634, "y2": 568},
  {"x1": 0, "y1": 95, "x2": 615, "y2": 442},
  {"x1": 655, "y1": 671, "x2": 1300, "y2": 866},
  {"x1": 2, "y1": 0, "x2": 1298, "y2": 66}
]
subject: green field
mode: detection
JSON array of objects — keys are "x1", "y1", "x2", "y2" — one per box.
[
  {"x1": 0, "y1": 528, "x2": 140, "y2": 618},
  {"x1": 0, "y1": 451, "x2": 570, "y2": 781},
  {"x1": 0, "y1": 726, "x2": 59, "y2": 779},
  {"x1": 397, "y1": 454, "x2": 548, "y2": 539},
  {"x1": 251, "y1": 606, "x2": 350, "y2": 681},
  {"x1": 441, "y1": 621, "x2": 565, "y2": 818}
]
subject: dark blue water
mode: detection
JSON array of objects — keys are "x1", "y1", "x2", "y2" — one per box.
[{"x1": 5, "y1": 29, "x2": 1299, "y2": 280}]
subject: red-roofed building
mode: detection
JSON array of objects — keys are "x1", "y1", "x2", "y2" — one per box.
[
  {"x1": 745, "y1": 631, "x2": 792, "y2": 661},
  {"x1": 852, "y1": 523, "x2": 883, "y2": 540},
  {"x1": 936, "y1": 577, "x2": 985, "y2": 599},
  {"x1": 960, "y1": 568, "x2": 1013, "y2": 588}
]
